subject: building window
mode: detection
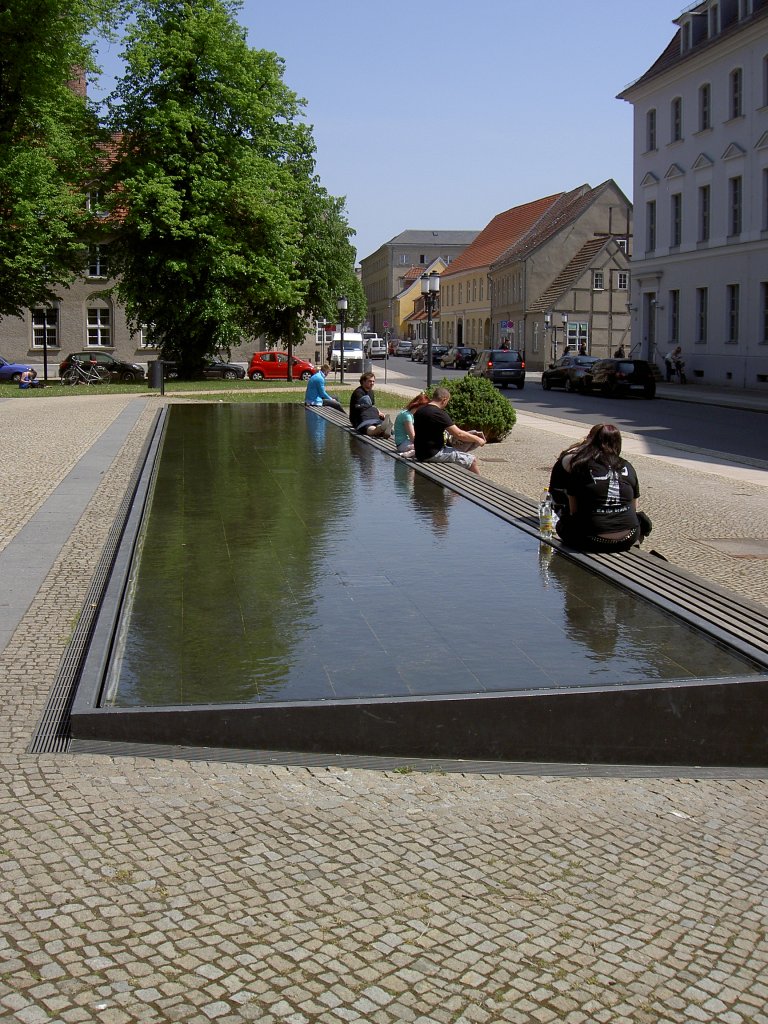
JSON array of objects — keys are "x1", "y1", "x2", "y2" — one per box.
[
  {"x1": 762, "y1": 282, "x2": 768, "y2": 343},
  {"x1": 479, "y1": 279, "x2": 483, "y2": 301},
  {"x1": 698, "y1": 185, "x2": 711, "y2": 242},
  {"x1": 764, "y1": 54, "x2": 768, "y2": 107},
  {"x1": 729, "y1": 175, "x2": 742, "y2": 235},
  {"x1": 458, "y1": 283, "x2": 463, "y2": 304},
  {"x1": 709, "y1": 4, "x2": 719, "y2": 36},
  {"x1": 739, "y1": 0, "x2": 752, "y2": 18},
  {"x1": 616, "y1": 271, "x2": 629, "y2": 290},
  {"x1": 671, "y1": 97, "x2": 682, "y2": 141},
  {"x1": 32, "y1": 308, "x2": 58, "y2": 348},
  {"x1": 696, "y1": 288, "x2": 708, "y2": 343},
  {"x1": 727, "y1": 284, "x2": 740, "y2": 342},
  {"x1": 763, "y1": 168, "x2": 768, "y2": 230},
  {"x1": 646, "y1": 108, "x2": 657, "y2": 151},
  {"x1": 669, "y1": 290, "x2": 680, "y2": 342},
  {"x1": 85, "y1": 190, "x2": 108, "y2": 218},
  {"x1": 646, "y1": 200, "x2": 656, "y2": 251},
  {"x1": 419, "y1": 254, "x2": 425, "y2": 264},
  {"x1": 730, "y1": 68, "x2": 743, "y2": 118},
  {"x1": 472, "y1": 279, "x2": 477, "y2": 302},
  {"x1": 88, "y1": 244, "x2": 108, "y2": 278},
  {"x1": 671, "y1": 193, "x2": 682, "y2": 247},
  {"x1": 398, "y1": 254, "x2": 408, "y2": 265},
  {"x1": 87, "y1": 307, "x2": 111, "y2": 347},
  {"x1": 592, "y1": 270, "x2": 604, "y2": 290},
  {"x1": 699, "y1": 83, "x2": 711, "y2": 130}
]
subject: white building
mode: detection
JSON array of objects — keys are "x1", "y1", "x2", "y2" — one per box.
[{"x1": 618, "y1": 0, "x2": 768, "y2": 388}]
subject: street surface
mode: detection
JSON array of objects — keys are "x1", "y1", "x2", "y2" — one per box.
[
  {"x1": 1, "y1": 392, "x2": 768, "y2": 1024},
  {"x1": 387, "y1": 356, "x2": 768, "y2": 463}
]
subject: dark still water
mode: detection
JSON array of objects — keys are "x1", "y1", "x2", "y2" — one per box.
[{"x1": 105, "y1": 404, "x2": 762, "y2": 707}]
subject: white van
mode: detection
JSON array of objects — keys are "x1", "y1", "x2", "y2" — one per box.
[
  {"x1": 328, "y1": 332, "x2": 364, "y2": 371},
  {"x1": 366, "y1": 337, "x2": 386, "y2": 360}
]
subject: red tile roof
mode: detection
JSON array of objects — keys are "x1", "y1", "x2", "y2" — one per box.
[{"x1": 441, "y1": 193, "x2": 563, "y2": 277}]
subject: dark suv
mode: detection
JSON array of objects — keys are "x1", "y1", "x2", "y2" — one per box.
[
  {"x1": 468, "y1": 349, "x2": 525, "y2": 389},
  {"x1": 583, "y1": 358, "x2": 656, "y2": 398},
  {"x1": 59, "y1": 351, "x2": 146, "y2": 383}
]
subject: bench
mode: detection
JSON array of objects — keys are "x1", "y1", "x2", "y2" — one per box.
[{"x1": 312, "y1": 406, "x2": 768, "y2": 667}]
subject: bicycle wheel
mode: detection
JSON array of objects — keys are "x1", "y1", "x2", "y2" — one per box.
[
  {"x1": 93, "y1": 366, "x2": 111, "y2": 384},
  {"x1": 61, "y1": 368, "x2": 80, "y2": 386}
]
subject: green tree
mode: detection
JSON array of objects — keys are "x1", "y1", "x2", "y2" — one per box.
[
  {"x1": 105, "y1": 0, "x2": 354, "y2": 375},
  {"x1": 255, "y1": 182, "x2": 364, "y2": 378},
  {"x1": 0, "y1": 0, "x2": 108, "y2": 319}
]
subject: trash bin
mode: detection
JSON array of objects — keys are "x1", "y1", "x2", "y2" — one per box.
[{"x1": 148, "y1": 360, "x2": 164, "y2": 392}]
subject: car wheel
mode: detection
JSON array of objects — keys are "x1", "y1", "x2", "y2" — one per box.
[
  {"x1": 121, "y1": 370, "x2": 137, "y2": 383},
  {"x1": 516, "y1": 382, "x2": 525, "y2": 390},
  {"x1": 644, "y1": 383, "x2": 656, "y2": 399},
  {"x1": 11, "y1": 372, "x2": 22, "y2": 382},
  {"x1": 250, "y1": 371, "x2": 264, "y2": 380},
  {"x1": 223, "y1": 369, "x2": 238, "y2": 379},
  {"x1": 541, "y1": 377, "x2": 551, "y2": 390},
  {"x1": 565, "y1": 378, "x2": 574, "y2": 393},
  {"x1": 605, "y1": 381, "x2": 618, "y2": 397},
  {"x1": 300, "y1": 371, "x2": 312, "y2": 381}
]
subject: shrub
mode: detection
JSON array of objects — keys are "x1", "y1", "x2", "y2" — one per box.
[{"x1": 429, "y1": 375, "x2": 516, "y2": 442}]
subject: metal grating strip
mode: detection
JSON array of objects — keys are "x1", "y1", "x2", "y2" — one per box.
[{"x1": 27, "y1": 410, "x2": 165, "y2": 754}]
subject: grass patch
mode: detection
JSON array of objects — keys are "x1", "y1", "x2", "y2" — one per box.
[{"x1": 1, "y1": 380, "x2": 418, "y2": 410}]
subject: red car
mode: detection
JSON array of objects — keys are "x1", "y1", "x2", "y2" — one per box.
[{"x1": 247, "y1": 351, "x2": 316, "y2": 381}]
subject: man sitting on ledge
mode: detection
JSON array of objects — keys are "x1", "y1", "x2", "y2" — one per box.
[{"x1": 413, "y1": 387, "x2": 486, "y2": 476}]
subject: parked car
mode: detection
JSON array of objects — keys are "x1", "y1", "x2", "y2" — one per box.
[
  {"x1": 155, "y1": 359, "x2": 245, "y2": 380},
  {"x1": 0, "y1": 356, "x2": 34, "y2": 383},
  {"x1": 247, "y1": 351, "x2": 316, "y2": 381},
  {"x1": 327, "y1": 332, "x2": 364, "y2": 372},
  {"x1": 366, "y1": 338, "x2": 387, "y2": 359},
  {"x1": 199, "y1": 360, "x2": 246, "y2": 380},
  {"x1": 430, "y1": 343, "x2": 450, "y2": 364},
  {"x1": 439, "y1": 346, "x2": 477, "y2": 370},
  {"x1": 468, "y1": 349, "x2": 526, "y2": 389},
  {"x1": 582, "y1": 358, "x2": 657, "y2": 398},
  {"x1": 58, "y1": 351, "x2": 146, "y2": 383},
  {"x1": 541, "y1": 354, "x2": 599, "y2": 393},
  {"x1": 410, "y1": 341, "x2": 426, "y2": 362},
  {"x1": 394, "y1": 339, "x2": 413, "y2": 357}
]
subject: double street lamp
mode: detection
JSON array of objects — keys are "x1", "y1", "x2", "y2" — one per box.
[
  {"x1": 421, "y1": 271, "x2": 440, "y2": 387},
  {"x1": 336, "y1": 295, "x2": 348, "y2": 384}
]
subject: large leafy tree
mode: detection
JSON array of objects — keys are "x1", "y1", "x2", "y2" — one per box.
[
  {"x1": 0, "y1": 0, "x2": 108, "y2": 319},
  {"x1": 105, "y1": 0, "x2": 357, "y2": 373}
]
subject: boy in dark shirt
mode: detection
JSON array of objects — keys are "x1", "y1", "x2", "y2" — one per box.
[{"x1": 413, "y1": 387, "x2": 486, "y2": 475}]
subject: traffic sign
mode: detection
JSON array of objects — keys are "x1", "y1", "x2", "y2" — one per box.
[{"x1": 383, "y1": 321, "x2": 389, "y2": 328}]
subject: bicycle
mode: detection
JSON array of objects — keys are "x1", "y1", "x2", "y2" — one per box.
[{"x1": 61, "y1": 359, "x2": 111, "y2": 386}]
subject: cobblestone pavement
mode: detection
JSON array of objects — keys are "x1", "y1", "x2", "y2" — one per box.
[{"x1": 1, "y1": 393, "x2": 768, "y2": 1024}]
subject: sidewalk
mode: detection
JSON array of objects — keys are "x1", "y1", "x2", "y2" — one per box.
[{"x1": 1, "y1": 393, "x2": 768, "y2": 1024}]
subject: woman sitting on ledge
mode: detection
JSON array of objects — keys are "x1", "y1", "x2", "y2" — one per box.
[{"x1": 554, "y1": 423, "x2": 643, "y2": 553}]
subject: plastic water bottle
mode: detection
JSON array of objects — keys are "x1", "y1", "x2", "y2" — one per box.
[{"x1": 538, "y1": 490, "x2": 554, "y2": 538}]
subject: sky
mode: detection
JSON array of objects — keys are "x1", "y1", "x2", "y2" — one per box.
[{"x1": 93, "y1": 0, "x2": 687, "y2": 264}]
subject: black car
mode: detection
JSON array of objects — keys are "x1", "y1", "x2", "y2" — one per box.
[
  {"x1": 583, "y1": 358, "x2": 656, "y2": 398},
  {"x1": 468, "y1": 348, "x2": 525, "y2": 389},
  {"x1": 160, "y1": 359, "x2": 246, "y2": 380},
  {"x1": 59, "y1": 351, "x2": 146, "y2": 383},
  {"x1": 430, "y1": 343, "x2": 449, "y2": 364},
  {"x1": 439, "y1": 346, "x2": 477, "y2": 370},
  {"x1": 541, "y1": 354, "x2": 599, "y2": 393}
]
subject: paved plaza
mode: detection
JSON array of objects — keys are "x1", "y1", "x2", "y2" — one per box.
[{"x1": 1, "y1": 388, "x2": 768, "y2": 1024}]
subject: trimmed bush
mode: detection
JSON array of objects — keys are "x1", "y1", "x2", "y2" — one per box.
[{"x1": 430, "y1": 375, "x2": 516, "y2": 442}]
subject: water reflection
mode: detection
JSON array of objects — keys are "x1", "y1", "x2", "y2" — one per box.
[{"x1": 107, "y1": 405, "x2": 763, "y2": 708}]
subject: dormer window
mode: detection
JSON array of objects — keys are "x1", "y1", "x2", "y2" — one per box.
[
  {"x1": 739, "y1": 0, "x2": 752, "y2": 20},
  {"x1": 681, "y1": 19, "x2": 692, "y2": 52},
  {"x1": 709, "y1": 3, "x2": 719, "y2": 36}
]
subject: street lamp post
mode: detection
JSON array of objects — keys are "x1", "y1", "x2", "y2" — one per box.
[
  {"x1": 336, "y1": 295, "x2": 348, "y2": 385},
  {"x1": 421, "y1": 271, "x2": 440, "y2": 388},
  {"x1": 561, "y1": 312, "x2": 568, "y2": 355}
]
